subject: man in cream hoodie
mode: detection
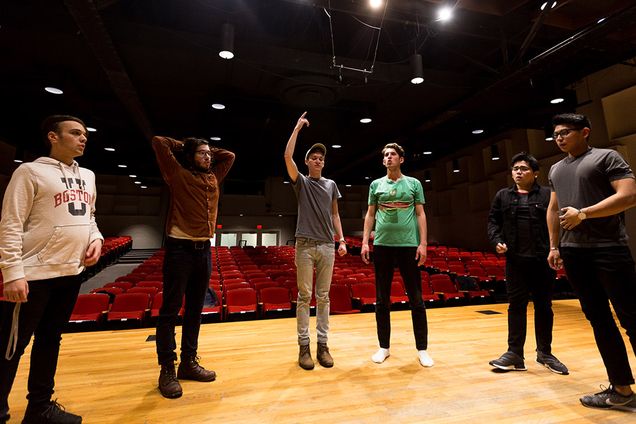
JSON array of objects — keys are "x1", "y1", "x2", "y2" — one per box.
[{"x1": 0, "y1": 115, "x2": 103, "y2": 424}]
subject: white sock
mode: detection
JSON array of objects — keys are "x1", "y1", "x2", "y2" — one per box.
[
  {"x1": 418, "y1": 350, "x2": 434, "y2": 367},
  {"x1": 372, "y1": 348, "x2": 390, "y2": 363}
]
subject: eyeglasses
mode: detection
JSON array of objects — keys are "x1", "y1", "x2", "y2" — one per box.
[
  {"x1": 552, "y1": 128, "x2": 580, "y2": 139},
  {"x1": 511, "y1": 166, "x2": 531, "y2": 172},
  {"x1": 195, "y1": 150, "x2": 212, "y2": 157}
]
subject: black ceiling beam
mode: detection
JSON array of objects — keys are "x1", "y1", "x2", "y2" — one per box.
[{"x1": 64, "y1": 0, "x2": 154, "y2": 141}]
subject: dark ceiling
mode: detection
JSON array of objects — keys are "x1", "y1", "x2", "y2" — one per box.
[{"x1": 2, "y1": 0, "x2": 636, "y2": 193}]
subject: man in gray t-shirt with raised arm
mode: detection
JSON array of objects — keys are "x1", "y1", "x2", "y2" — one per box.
[
  {"x1": 284, "y1": 112, "x2": 347, "y2": 371},
  {"x1": 547, "y1": 113, "x2": 636, "y2": 411}
]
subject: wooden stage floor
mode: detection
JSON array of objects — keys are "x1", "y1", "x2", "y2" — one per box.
[{"x1": 6, "y1": 299, "x2": 636, "y2": 423}]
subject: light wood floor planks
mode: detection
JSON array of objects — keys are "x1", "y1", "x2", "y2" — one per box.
[{"x1": 6, "y1": 300, "x2": 636, "y2": 423}]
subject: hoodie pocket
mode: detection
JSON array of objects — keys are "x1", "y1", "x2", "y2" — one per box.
[{"x1": 35, "y1": 224, "x2": 90, "y2": 266}]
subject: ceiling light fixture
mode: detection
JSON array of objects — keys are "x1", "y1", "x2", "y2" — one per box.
[
  {"x1": 545, "y1": 136, "x2": 554, "y2": 142},
  {"x1": 423, "y1": 151, "x2": 432, "y2": 155},
  {"x1": 436, "y1": 6, "x2": 453, "y2": 22},
  {"x1": 410, "y1": 53, "x2": 424, "y2": 84},
  {"x1": 14, "y1": 159, "x2": 23, "y2": 163},
  {"x1": 141, "y1": 186, "x2": 147, "y2": 189},
  {"x1": 104, "y1": 147, "x2": 115, "y2": 152},
  {"x1": 44, "y1": 86, "x2": 63, "y2": 95},
  {"x1": 134, "y1": 181, "x2": 141, "y2": 185},
  {"x1": 424, "y1": 170, "x2": 431, "y2": 183},
  {"x1": 332, "y1": 144, "x2": 342, "y2": 149},
  {"x1": 491, "y1": 145, "x2": 500, "y2": 161},
  {"x1": 129, "y1": 174, "x2": 137, "y2": 178},
  {"x1": 452, "y1": 159, "x2": 460, "y2": 173},
  {"x1": 369, "y1": 0, "x2": 383, "y2": 9},
  {"x1": 550, "y1": 97, "x2": 565, "y2": 104},
  {"x1": 210, "y1": 136, "x2": 221, "y2": 141},
  {"x1": 345, "y1": 184, "x2": 352, "y2": 188},
  {"x1": 211, "y1": 103, "x2": 226, "y2": 110},
  {"x1": 472, "y1": 129, "x2": 484, "y2": 135},
  {"x1": 118, "y1": 164, "x2": 127, "y2": 168},
  {"x1": 87, "y1": 127, "x2": 97, "y2": 132},
  {"x1": 360, "y1": 117, "x2": 372, "y2": 124},
  {"x1": 219, "y1": 23, "x2": 235, "y2": 59}
]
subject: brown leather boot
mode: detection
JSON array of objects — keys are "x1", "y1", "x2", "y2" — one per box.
[
  {"x1": 317, "y1": 342, "x2": 334, "y2": 368},
  {"x1": 298, "y1": 344, "x2": 314, "y2": 370},
  {"x1": 177, "y1": 356, "x2": 216, "y2": 382},
  {"x1": 159, "y1": 362, "x2": 183, "y2": 398}
]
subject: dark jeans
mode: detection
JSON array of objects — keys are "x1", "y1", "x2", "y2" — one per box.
[
  {"x1": 561, "y1": 246, "x2": 636, "y2": 386},
  {"x1": 0, "y1": 275, "x2": 82, "y2": 421},
  {"x1": 156, "y1": 237, "x2": 211, "y2": 365},
  {"x1": 373, "y1": 245, "x2": 428, "y2": 350},
  {"x1": 504, "y1": 256, "x2": 555, "y2": 357}
]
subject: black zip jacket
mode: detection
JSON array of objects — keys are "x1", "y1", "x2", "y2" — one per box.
[{"x1": 487, "y1": 182, "x2": 551, "y2": 259}]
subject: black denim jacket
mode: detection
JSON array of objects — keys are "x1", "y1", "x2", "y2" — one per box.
[{"x1": 487, "y1": 183, "x2": 551, "y2": 258}]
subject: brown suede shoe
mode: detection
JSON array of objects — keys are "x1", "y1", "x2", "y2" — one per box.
[
  {"x1": 177, "y1": 356, "x2": 216, "y2": 382},
  {"x1": 298, "y1": 344, "x2": 314, "y2": 370},
  {"x1": 317, "y1": 342, "x2": 334, "y2": 368},
  {"x1": 159, "y1": 362, "x2": 183, "y2": 399}
]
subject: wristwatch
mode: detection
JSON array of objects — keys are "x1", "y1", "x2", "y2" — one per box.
[{"x1": 577, "y1": 208, "x2": 587, "y2": 221}]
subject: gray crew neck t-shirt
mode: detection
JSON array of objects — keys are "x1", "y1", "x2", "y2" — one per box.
[
  {"x1": 292, "y1": 173, "x2": 341, "y2": 243},
  {"x1": 548, "y1": 147, "x2": 634, "y2": 247}
]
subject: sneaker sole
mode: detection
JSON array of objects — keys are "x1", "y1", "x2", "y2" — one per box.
[
  {"x1": 537, "y1": 360, "x2": 569, "y2": 375},
  {"x1": 489, "y1": 362, "x2": 527, "y2": 371}
]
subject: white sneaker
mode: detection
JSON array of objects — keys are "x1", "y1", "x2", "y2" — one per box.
[
  {"x1": 371, "y1": 348, "x2": 390, "y2": 364},
  {"x1": 418, "y1": 350, "x2": 434, "y2": 367}
]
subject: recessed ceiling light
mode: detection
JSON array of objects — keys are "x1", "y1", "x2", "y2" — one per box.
[
  {"x1": 210, "y1": 136, "x2": 221, "y2": 141},
  {"x1": 369, "y1": 0, "x2": 383, "y2": 9},
  {"x1": 140, "y1": 186, "x2": 147, "y2": 189},
  {"x1": 134, "y1": 181, "x2": 141, "y2": 184},
  {"x1": 597, "y1": 17, "x2": 606, "y2": 24},
  {"x1": 423, "y1": 151, "x2": 432, "y2": 155},
  {"x1": 219, "y1": 50, "x2": 234, "y2": 60},
  {"x1": 453, "y1": 169, "x2": 460, "y2": 173},
  {"x1": 472, "y1": 129, "x2": 484, "y2": 135},
  {"x1": 211, "y1": 103, "x2": 225, "y2": 110},
  {"x1": 360, "y1": 118, "x2": 372, "y2": 124},
  {"x1": 128, "y1": 174, "x2": 136, "y2": 178},
  {"x1": 411, "y1": 76, "x2": 424, "y2": 85},
  {"x1": 14, "y1": 159, "x2": 23, "y2": 163},
  {"x1": 437, "y1": 6, "x2": 453, "y2": 22},
  {"x1": 44, "y1": 86, "x2": 63, "y2": 95},
  {"x1": 364, "y1": 176, "x2": 370, "y2": 180},
  {"x1": 425, "y1": 178, "x2": 431, "y2": 183},
  {"x1": 550, "y1": 97, "x2": 565, "y2": 104},
  {"x1": 545, "y1": 137, "x2": 554, "y2": 141},
  {"x1": 332, "y1": 144, "x2": 342, "y2": 149},
  {"x1": 118, "y1": 164, "x2": 127, "y2": 168},
  {"x1": 278, "y1": 214, "x2": 283, "y2": 217},
  {"x1": 104, "y1": 147, "x2": 115, "y2": 152},
  {"x1": 345, "y1": 184, "x2": 352, "y2": 188},
  {"x1": 87, "y1": 127, "x2": 97, "y2": 132},
  {"x1": 239, "y1": 213, "x2": 244, "y2": 217},
  {"x1": 283, "y1": 181, "x2": 290, "y2": 184}
]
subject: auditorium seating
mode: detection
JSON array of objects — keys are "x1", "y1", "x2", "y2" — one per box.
[
  {"x1": 69, "y1": 293, "x2": 110, "y2": 323},
  {"x1": 107, "y1": 293, "x2": 151, "y2": 324}
]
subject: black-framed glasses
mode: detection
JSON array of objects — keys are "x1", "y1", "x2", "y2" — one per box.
[
  {"x1": 511, "y1": 166, "x2": 531, "y2": 172},
  {"x1": 552, "y1": 128, "x2": 580, "y2": 139}
]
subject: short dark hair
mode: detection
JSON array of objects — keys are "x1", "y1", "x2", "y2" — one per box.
[
  {"x1": 41, "y1": 115, "x2": 86, "y2": 148},
  {"x1": 182, "y1": 137, "x2": 210, "y2": 169},
  {"x1": 382, "y1": 142, "x2": 405, "y2": 157},
  {"x1": 510, "y1": 152, "x2": 539, "y2": 171},
  {"x1": 552, "y1": 113, "x2": 591, "y2": 131}
]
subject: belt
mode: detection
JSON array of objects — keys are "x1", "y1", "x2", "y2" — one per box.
[{"x1": 167, "y1": 237, "x2": 211, "y2": 250}]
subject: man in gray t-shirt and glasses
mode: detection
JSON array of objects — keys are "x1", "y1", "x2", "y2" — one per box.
[
  {"x1": 547, "y1": 113, "x2": 636, "y2": 411},
  {"x1": 284, "y1": 112, "x2": 347, "y2": 371}
]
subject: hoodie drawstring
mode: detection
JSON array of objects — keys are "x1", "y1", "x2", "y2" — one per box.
[{"x1": 5, "y1": 303, "x2": 20, "y2": 360}]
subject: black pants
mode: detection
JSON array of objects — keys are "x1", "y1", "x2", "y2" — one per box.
[
  {"x1": 561, "y1": 246, "x2": 636, "y2": 386},
  {"x1": 0, "y1": 275, "x2": 81, "y2": 421},
  {"x1": 373, "y1": 245, "x2": 428, "y2": 350},
  {"x1": 156, "y1": 237, "x2": 211, "y2": 365},
  {"x1": 504, "y1": 256, "x2": 555, "y2": 357}
]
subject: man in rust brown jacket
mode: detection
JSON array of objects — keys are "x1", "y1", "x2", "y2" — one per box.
[{"x1": 152, "y1": 136, "x2": 234, "y2": 399}]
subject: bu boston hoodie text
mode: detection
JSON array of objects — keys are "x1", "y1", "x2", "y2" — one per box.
[{"x1": 0, "y1": 157, "x2": 103, "y2": 283}]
